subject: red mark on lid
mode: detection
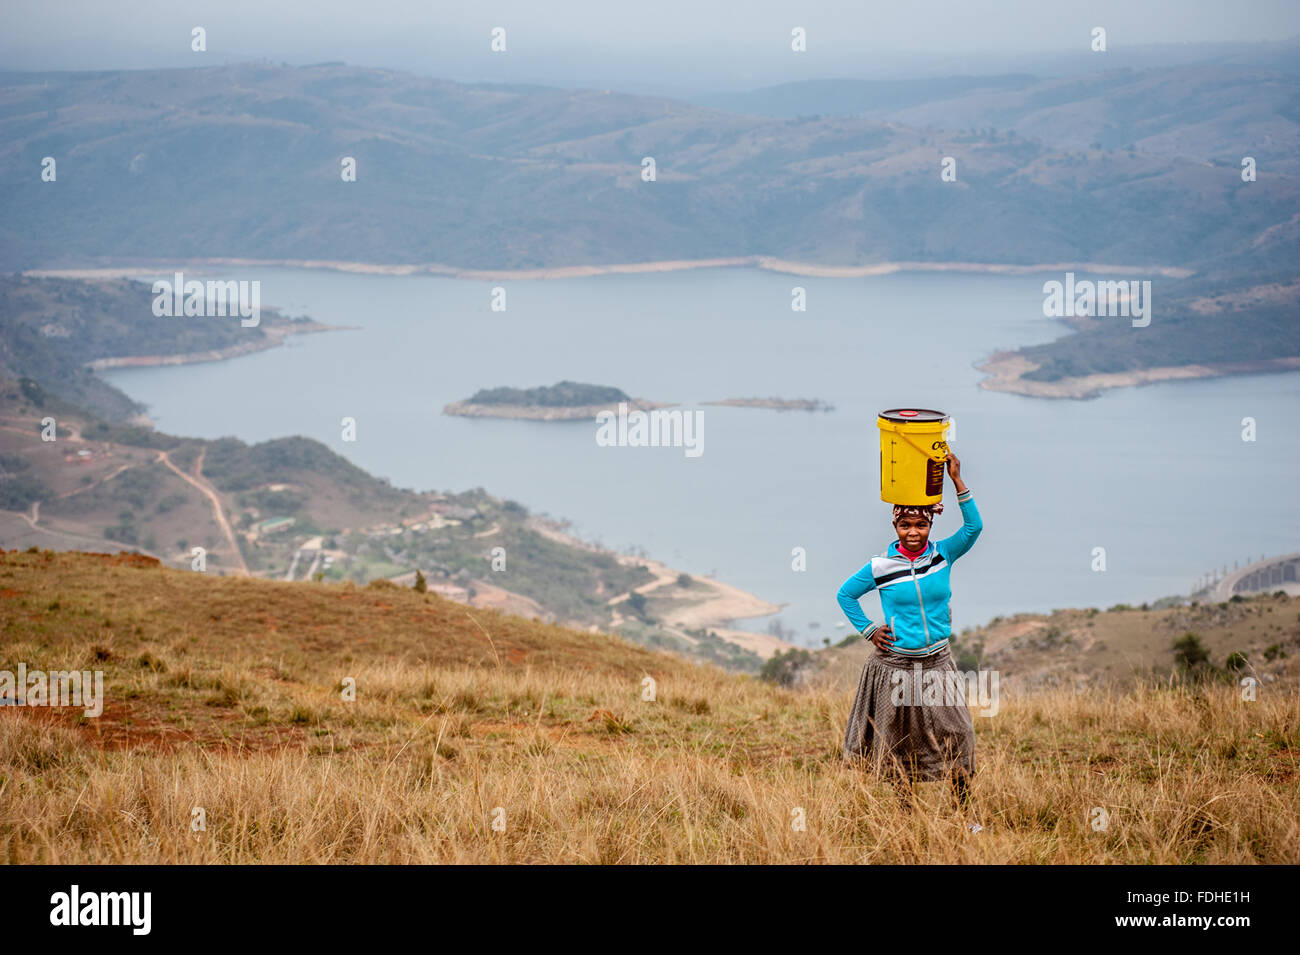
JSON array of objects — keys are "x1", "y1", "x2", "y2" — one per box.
[{"x1": 899, "y1": 410, "x2": 918, "y2": 417}]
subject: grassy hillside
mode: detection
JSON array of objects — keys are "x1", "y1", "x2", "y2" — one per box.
[
  {"x1": 1, "y1": 549, "x2": 1296, "y2": 863},
  {"x1": 803, "y1": 592, "x2": 1300, "y2": 692}
]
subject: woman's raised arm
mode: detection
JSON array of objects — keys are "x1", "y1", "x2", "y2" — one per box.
[{"x1": 937, "y1": 452, "x2": 982, "y2": 561}]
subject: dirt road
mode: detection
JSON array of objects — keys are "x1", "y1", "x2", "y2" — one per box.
[{"x1": 156, "y1": 448, "x2": 249, "y2": 576}]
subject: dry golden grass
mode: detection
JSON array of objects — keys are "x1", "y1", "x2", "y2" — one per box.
[{"x1": 1, "y1": 550, "x2": 1297, "y2": 863}]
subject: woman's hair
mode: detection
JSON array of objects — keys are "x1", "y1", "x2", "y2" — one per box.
[{"x1": 892, "y1": 502, "x2": 944, "y2": 523}]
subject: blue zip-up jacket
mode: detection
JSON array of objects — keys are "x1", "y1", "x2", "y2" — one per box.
[{"x1": 836, "y1": 488, "x2": 982, "y2": 656}]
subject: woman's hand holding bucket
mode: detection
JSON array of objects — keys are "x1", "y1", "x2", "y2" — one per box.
[{"x1": 946, "y1": 451, "x2": 967, "y2": 494}]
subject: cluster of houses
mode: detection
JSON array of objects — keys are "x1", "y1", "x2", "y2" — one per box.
[
  {"x1": 239, "y1": 491, "x2": 485, "y2": 581},
  {"x1": 362, "y1": 500, "x2": 480, "y2": 538}
]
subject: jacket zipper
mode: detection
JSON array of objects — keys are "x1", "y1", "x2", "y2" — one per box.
[{"x1": 910, "y1": 552, "x2": 932, "y2": 647}]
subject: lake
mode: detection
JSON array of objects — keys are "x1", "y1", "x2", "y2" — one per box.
[{"x1": 104, "y1": 266, "x2": 1300, "y2": 646}]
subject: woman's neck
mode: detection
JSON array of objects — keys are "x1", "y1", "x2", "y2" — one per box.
[{"x1": 898, "y1": 540, "x2": 927, "y2": 559}]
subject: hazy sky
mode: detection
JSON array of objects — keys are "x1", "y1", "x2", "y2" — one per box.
[{"x1": 2, "y1": 0, "x2": 1298, "y2": 92}]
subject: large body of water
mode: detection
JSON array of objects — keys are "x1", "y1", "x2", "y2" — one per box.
[{"x1": 104, "y1": 267, "x2": 1300, "y2": 646}]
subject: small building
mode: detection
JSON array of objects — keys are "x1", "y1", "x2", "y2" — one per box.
[{"x1": 257, "y1": 517, "x2": 296, "y2": 535}]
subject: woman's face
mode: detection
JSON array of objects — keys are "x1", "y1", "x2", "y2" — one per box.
[{"x1": 894, "y1": 515, "x2": 932, "y2": 552}]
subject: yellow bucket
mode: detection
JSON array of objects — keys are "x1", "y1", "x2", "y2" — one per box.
[{"x1": 878, "y1": 409, "x2": 950, "y2": 505}]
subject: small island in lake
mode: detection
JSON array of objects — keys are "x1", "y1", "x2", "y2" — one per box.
[
  {"x1": 702, "y1": 397, "x2": 834, "y2": 412},
  {"x1": 444, "y1": 380, "x2": 675, "y2": 420}
]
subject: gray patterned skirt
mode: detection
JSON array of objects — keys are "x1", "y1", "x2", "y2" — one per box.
[{"x1": 842, "y1": 644, "x2": 975, "y2": 782}]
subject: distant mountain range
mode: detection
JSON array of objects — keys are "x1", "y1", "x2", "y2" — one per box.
[
  {"x1": 1, "y1": 57, "x2": 1297, "y2": 384},
  {"x1": 691, "y1": 61, "x2": 1300, "y2": 175},
  {"x1": 1, "y1": 59, "x2": 1297, "y2": 273}
]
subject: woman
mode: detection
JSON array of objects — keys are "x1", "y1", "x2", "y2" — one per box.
[{"x1": 836, "y1": 452, "x2": 983, "y2": 806}]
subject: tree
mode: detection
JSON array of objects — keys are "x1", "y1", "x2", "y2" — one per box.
[
  {"x1": 760, "y1": 648, "x2": 813, "y2": 687},
  {"x1": 414, "y1": 569, "x2": 427, "y2": 593},
  {"x1": 626, "y1": 592, "x2": 648, "y2": 618},
  {"x1": 1172, "y1": 632, "x2": 1211, "y2": 672}
]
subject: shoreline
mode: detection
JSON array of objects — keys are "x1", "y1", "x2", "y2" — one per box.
[
  {"x1": 977, "y1": 352, "x2": 1300, "y2": 400},
  {"x1": 85, "y1": 320, "x2": 346, "y2": 372},
  {"x1": 525, "y1": 516, "x2": 791, "y2": 660},
  {"x1": 24, "y1": 255, "x2": 1196, "y2": 283},
  {"x1": 60, "y1": 256, "x2": 1277, "y2": 403}
]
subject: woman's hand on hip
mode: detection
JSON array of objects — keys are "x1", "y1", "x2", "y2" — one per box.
[{"x1": 869, "y1": 624, "x2": 896, "y2": 651}]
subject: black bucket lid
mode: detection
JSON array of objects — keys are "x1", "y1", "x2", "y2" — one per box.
[{"x1": 879, "y1": 408, "x2": 948, "y2": 423}]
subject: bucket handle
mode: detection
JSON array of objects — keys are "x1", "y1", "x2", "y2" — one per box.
[{"x1": 895, "y1": 428, "x2": 950, "y2": 462}]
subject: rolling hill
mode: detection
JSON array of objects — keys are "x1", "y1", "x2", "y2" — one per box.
[
  {"x1": 1, "y1": 547, "x2": 1296, "y2": 863},
  {"x1": 802, "y1": 593, "x2": 1300, "y2": 693},
  {"x1": 696, "y1": 59, "x2": 1300, "y2": 175}
]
